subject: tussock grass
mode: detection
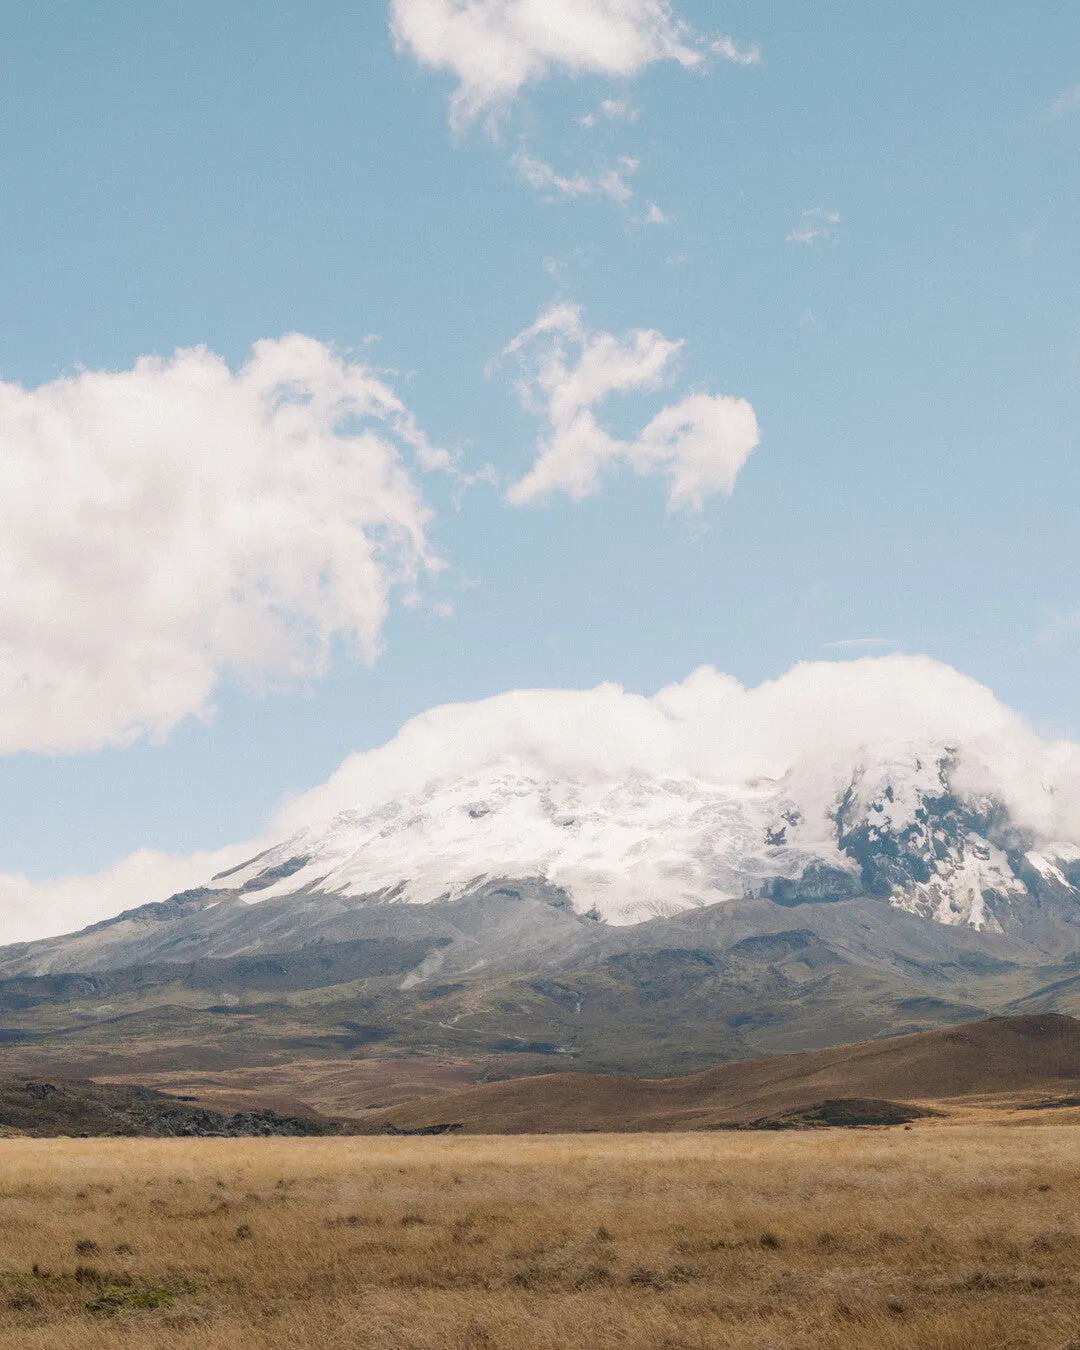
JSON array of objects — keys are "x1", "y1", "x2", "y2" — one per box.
[{"x1": 0, "y1": 1129, "x2": 1078, "y2": 1346}]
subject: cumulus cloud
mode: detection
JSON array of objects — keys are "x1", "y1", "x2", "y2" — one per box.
[
  {"x1": 501, "y1": 303, "x2": 759, "y2": 509},
  {"x1": 788, "y1": 208, "x2": 841, "y2": 245},
  {"x1": 0, "y1": 335, "x2": 445, "y2": 755},
  {"x1": 12, "y1": 655, "x2": 1080, "y2": 941},
  {"x1": 389, "y1": 0, "x2": 759, "y2": 125},
  {"x1": 511, "y1": 148, "x2": 639, "y2": 203}
]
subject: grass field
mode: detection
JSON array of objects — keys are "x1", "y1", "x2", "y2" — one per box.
[{"x1": 1, "y1": 1128, "x2": 1079, "y2": 1349}]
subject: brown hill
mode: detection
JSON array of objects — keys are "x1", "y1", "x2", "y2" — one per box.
[{"x1": 356, "y1": 1014, "x2": 1080, "y2": 1133}]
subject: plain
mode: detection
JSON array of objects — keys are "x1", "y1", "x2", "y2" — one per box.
[{"x1": 1, "y1": 1128, "x2": 1080, "y2": 1349}]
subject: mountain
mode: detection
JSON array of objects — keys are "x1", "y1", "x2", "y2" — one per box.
[
  {"x1": 7, "y1": 738, "x2": 1080, "y2": 979},
  {"x1": 6, "y1": 660, "x2": 1080, "y2": 1100},
  {"x1": 210, "y1": 747, "x2": 1080, "y2": 933}
]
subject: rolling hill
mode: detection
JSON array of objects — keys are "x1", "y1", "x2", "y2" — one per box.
[
  {"x1": 2, "y1": 1015, "x2": 1078, "y2": 1136},
  {"x1": 353, "y1": 1014, "x2": 1080, "y2": 1133}
]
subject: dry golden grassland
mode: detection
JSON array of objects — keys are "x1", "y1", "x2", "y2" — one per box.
[{"x1": 1, "y1": 1128, "x2": 1080, "y2": 1349}]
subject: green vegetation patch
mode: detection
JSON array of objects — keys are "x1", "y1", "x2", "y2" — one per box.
[{"x1": 85, "y1": 1283, "x2": 177, "y2": 1315}]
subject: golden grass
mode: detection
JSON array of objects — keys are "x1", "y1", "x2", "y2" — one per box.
[{"x1": 1, "y1": 1128, "x2": 1080, "y2": 1348}]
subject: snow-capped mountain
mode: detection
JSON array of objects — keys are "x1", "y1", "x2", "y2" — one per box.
[
  {"x1": 7, "y1": 659, "x2": 1080, "y2": 1077},
  {"x1": 9, "y1": 656, "x2": 1080, "y2": 957},
  {"x1": 210, "y1": 745, "x2": 1080, "y2": 935}
]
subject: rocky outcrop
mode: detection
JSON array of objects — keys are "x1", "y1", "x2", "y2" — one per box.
[{"x1": 0, "y1": 1079, "x2": 352, "y2": 1138}]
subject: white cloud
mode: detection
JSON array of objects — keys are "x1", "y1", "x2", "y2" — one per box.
[
  {"x1": 14, "y1": 654, "x2": 1080, "y2": 942},
  {"x1": 512, "y1": 148, "x2": 639, "y2": 203},
  {"x1": 638, "y1": 200, "x2": 674, "y2": 225},
  {"x1": 0, "y1": 335, "x2": 445, "y2": 755},
  {"x1": 389, "y1": 0, "x2": 759, "y2": 126},
  {"x1": 0, "y1": 844, "x2": 253, "y2": 947},
  {"x1": 708, "y1": 35, "x2": 762, "y2": 66},
  {"x1": 1046, "y1": 84, "x2": 1080, "y2": 120},
  {"x1": 502, "y1": 303, "x2": 759, "y2": 509},
  {"x1": 579, "y1": 98, "x2": 639, "y2": 128},
  {"x1": 788, "y1": 208, "x2": 841, "y2": 245},
  {"x1": 277, "y1": 656, "x2": 1051, "y2": 828}
]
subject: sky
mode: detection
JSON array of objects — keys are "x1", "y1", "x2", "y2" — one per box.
[{"x1": 2, "y1": 1, "x2": 1080, "y2": 931}]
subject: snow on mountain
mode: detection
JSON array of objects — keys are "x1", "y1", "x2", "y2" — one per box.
[
  {"x1": 210, "y1": 752, "x2": 1075, "y2": 930},
  {"x1": 9, "y1": 655, "x2": 1080, "y2": 945},
  {"x1": 209, "y1": 657, "x2": 1080, "y2": 931},
  {"x1": 215, "y1": 765, "x2": 776, "y2": 922}
]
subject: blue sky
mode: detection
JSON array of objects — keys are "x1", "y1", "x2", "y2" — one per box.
[{"x1": 1, "y1": 0, "x2": 1080, "y2": 888}]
